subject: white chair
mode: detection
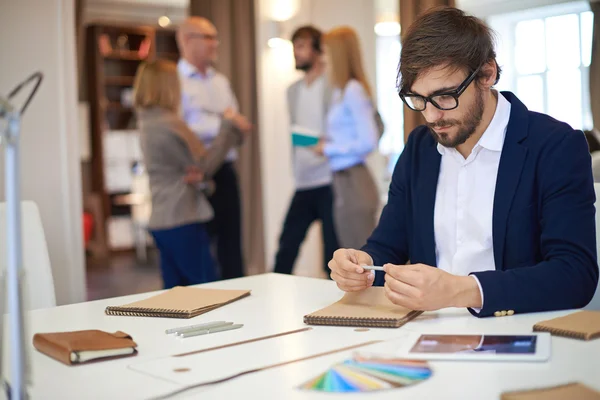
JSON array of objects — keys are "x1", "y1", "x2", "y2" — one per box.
[
  {"x1": 0, "y1": 201, "x2": 56, "y2": 310},
  {"x1": 585, "y1": 183, "x2": 600, "y2": 310}
]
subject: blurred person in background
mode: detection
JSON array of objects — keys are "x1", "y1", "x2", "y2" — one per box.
[
  {"x1": 133, "y1": 60, "x2": 250, "y2": 288},
  {"x1": 273, "y1": 25, "x2": 339, "y2": 276},
  {"x1": 176, "y1": 17, "x2": 252, "y2": 280},
  {"x1": 314, "y1": 26, "x2": 379, "y2": 250}
]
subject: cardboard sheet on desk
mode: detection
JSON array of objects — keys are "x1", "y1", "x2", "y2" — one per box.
[{"x1": 127, "y1": 327, "x2": 394, "y2": 386}]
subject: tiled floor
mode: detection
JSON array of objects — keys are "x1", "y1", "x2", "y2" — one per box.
[{"x1": 85, "y1": 248, "x2": 328, "y2": 301}]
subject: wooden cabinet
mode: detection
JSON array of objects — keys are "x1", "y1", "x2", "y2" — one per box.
[{"x1": 85, "y1": 23, "x2": 179, "y2": 251}]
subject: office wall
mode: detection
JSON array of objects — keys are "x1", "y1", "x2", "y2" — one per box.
[
  {"x1": 256, "y1": 0, "x2": 381, "y2": 276},
  {"x1": 0, "y1": 0, "x2": 85, "y2": 305},
  {"x1": 85, "y1": 0, "x2": 188, "y2": 25},
  {"x1": 457, "y1": 0, "x2": 581, "y2": 17}
]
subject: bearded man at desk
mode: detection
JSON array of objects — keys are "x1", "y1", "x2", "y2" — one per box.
[{"x1": 328, "y1": 7, "x2": 599, "y2": 318}]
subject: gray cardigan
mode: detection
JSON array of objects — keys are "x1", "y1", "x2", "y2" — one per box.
[
  {"x1": 137, "y1": 107, "x2": 240, "y2": 230},
  {"x1": 287, "y1": 77, "x2": 334, "y2": 189}
]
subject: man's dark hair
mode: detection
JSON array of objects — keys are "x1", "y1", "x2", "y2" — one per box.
[
  {"x1": 398, "y1": 6, "x2": 501, "y2": 93},
  {"x1": 291, "y1": 25, "x2": 322, "y2": 53}
]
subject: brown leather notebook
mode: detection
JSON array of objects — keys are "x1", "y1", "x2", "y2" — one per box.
[
  {"x1": 304, "y1": 287, "x2": 423, "y2": 328},
  {"x1": 33, "y1": 330, "x2": 137, "y2": 366},
  {"x1": 533, "y1": 311, "x2": 600, "y2": 341},
  {"x1": 501, "y1": 382, "x2": 600, "y2": 400},
  {"x1": 105, "y1": 286, "x2": 251, "y2": 319}
]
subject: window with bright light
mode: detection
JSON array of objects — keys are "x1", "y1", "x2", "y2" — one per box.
[{"x1": 490, "y1": 2, "x2": 593, "y2": 130}]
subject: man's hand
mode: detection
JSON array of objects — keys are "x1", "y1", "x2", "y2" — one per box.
[
  {"x1": 312, "y1": 139, "x2": 325, "y2": 156},
  {"x1": 224, "y1": 108, "x2": 252, "y2": 135},
  {"x1": 183, "y1": 165, "x2": 204, "y2": 184},
  {"x1": 383, "y1": 263, "x2": 482, "y2": 311},
  {"x1": 328, "y1": 249, "x2": 376, "y2": 292}
]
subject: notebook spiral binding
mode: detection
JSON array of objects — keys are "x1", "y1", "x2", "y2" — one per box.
[
  {"x1": 105, "y1": 307, "x2": 199, "y2": 318},
  {"x1": 304, "y1": 310, "x2": 423, "y2": 328}
]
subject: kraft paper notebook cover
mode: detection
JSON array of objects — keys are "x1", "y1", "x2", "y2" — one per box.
[
  {"x1": 304, "y1": 287, "x2": 423, "y2": 328},
  {"x1": 501, "y1": 383, "x2": 600, "y2": 400},
  {"x1": 533, "y1": 311, "x2": 600, "y2": 341},
  {"x1": 105, "y1": 286, "x2": 251, "y2": 319}
]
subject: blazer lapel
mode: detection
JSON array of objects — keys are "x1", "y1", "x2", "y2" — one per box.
[
  {"x1": 418, "y1": 141, "x2": 441, "y2": 267},
  {"x1": 493, "y1": 92, "x2": 529, "y2": 271}
]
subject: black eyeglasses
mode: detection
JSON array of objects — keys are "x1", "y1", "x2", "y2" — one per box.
[
  {"x1": 399, "y1": 65, "x2": 482, "y2": 111},
  {"x1": 188, "y1": 33, "x2": 219, "y2": 42}
]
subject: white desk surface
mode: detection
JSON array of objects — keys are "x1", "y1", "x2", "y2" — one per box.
[{"x1": 7, "y1": 273, "x2": 600, "y2": 399}]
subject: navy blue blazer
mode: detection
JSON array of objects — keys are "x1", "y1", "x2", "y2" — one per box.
[{"x1": 363, "y1": 92, "x2": 599, "y2": 317}]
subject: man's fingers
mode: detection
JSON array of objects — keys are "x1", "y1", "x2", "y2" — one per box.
[
  {"x1": 384, "y1": 264, "x2": 421, "y2": 287},
  {"x1": 328, "y1": 249, "x2": 377, "y2": 292},
  {"x1": 384, "y1": 273, "x2": 421, "y2": 298},
  {"x1": 384, "y1": 283, "x2": 417, "y2": 309},
  {"x1": 332, "y1": 271, "x2": 372, "y2": 291},
  {"x1": 331, "y1": 267, "x2": 373, "y2": 283},
  {"x1": 333, "y1": 251, "x2": 363, "y2": 274}
]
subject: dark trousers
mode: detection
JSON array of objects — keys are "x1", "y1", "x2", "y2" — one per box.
[
  {"x1": 207, "y1": 162, "x2": 245, "y2": 279},
  {"x1": 151, "y1": 223, "x2": 216, "y2": 289},
  {"x1": 274, "y1": 185, "x2": 339, "y2": 275}
]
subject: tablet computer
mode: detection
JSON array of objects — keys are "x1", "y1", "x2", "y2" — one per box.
[{"x1": 357, "y1": 332, "x2": 551, "y2": 362}]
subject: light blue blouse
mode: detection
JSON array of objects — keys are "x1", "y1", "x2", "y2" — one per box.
[{"x1": 324, "y1": 79, "x2": 377, "y2": 172}]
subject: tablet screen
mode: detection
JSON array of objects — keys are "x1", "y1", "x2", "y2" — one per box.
[{"x1": 410, "y1": 334, "x2": 537, "y2": 355}]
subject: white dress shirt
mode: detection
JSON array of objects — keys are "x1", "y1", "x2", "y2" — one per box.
[
  {"x1": 178, "y1": 59, "x2": 239, "y2": 161},
  {"x1": 324, "y1": 80, "x2": 378, "y2": 171},
  {"x1": 434, "y1": 92, "x2": 511, "y2": 309}
]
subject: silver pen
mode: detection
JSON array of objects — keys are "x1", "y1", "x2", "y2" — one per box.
[
  {"x1": 179, "y1": 323, "x2": 244, "y2": 338},
  {"x1": 165, "y1": 321, "x2": 230, "y2": 335}
]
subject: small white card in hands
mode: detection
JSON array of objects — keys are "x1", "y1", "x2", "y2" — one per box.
[{"x1": 362, "y1": 266, "x2": 384, "y2": 271}]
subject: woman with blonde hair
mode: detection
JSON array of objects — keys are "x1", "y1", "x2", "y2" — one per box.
[
  {"x1": 315, "y1": 26, "x2": 380, "y2": 250},
  {"x1": 133, "y1": 60, "x2": 250, "y2": 288}
]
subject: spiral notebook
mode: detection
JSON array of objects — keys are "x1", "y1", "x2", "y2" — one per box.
[
  {"x1": 105, "y1": 286, "x2": 251, "y2": 319},
  {"x1": 304, "y1": 287, "x2": 423, "y2": 328},
  {"x1": 533, "y1": 311, "x2": 600, "y2": 341}
]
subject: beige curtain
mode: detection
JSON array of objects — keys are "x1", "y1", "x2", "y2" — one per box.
[
  {"x1": 75, "y1": 0, "x2": 86, "y2": 101},
  {"x1": 189, "y1": 0, "x2": 266, "y2": 275},
  {"x1": 590, "y1": 2, "x2": 600, "y2": 129},
  {"x1": 399, "y1": 0, "x2": 455, "y2": 142}
]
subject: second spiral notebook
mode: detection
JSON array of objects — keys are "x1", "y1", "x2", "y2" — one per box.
[
  {"x1": 304, "y1": 287, "x2": 422, "y2": 328},
  {"x1": 105, "y1": 286, "x2": 251, "y2": 319}
]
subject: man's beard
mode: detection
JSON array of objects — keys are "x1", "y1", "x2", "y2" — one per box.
[
  {"x1": 295, "y1": 61, "x2": 313, "y2": 71},
  {"x1": 427, "y1": 88, "x2": 484, "y2": 148}
]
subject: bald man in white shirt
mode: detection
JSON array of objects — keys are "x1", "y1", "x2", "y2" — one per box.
[{"x1": 176, "y1": 17, "x2": 251, "y2": 279}]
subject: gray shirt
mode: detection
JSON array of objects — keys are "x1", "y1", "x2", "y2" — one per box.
[
  {"x1": 287, "y1": 77, "x2": 333, "y2": 190},
  {"x1": 137, "y1": 107, "x2": 240, "y2": 230}
]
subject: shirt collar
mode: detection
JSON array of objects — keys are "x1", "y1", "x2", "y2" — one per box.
[
  {"x1": 477, "y1": 91, "x2": 511, "y2": 152},
  {"x1": 436, "y1": 91, "x2": 511, "y2": 155},
  {"x1": 177, "y1": 58, "x2": 216, "y2": 79}
]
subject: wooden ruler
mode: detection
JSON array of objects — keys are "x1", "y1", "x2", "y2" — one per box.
[{"x1": 151, "y1": 339, "x2": 382, "y2": 400}]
